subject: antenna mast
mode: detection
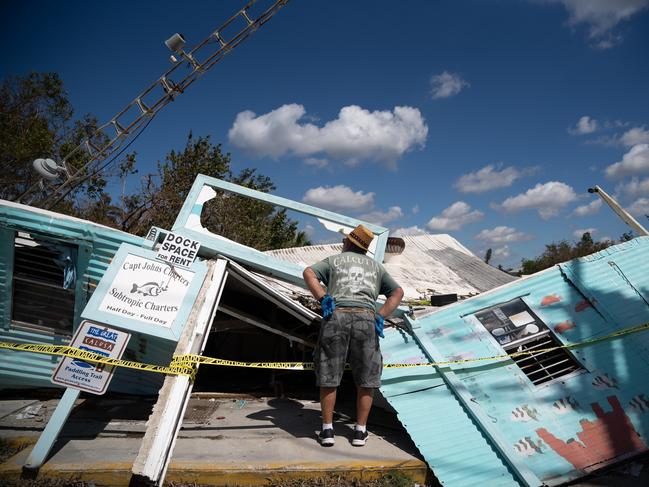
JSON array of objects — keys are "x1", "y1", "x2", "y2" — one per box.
[{"x1": 18, "y1": 0, "x2": 290, "y2": 209}]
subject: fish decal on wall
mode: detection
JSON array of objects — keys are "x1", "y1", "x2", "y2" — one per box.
[
  {"x1": 513, "y1": 437, "x2": 544, "y2": 456},
  {"x1": 447, "y1": 352, "x2": 476, "y2": 363},
  {"x1": 541, "y1": 294, "x2": 561, "y2": 307},
  {"x1": 629, "y1": 394, "x2": 649, "y2": 413},
  {"x1": 131, "y1": 281, "x2": 166, "y2": 297},
  {"x1": 552, "y1": 396, "x2": 580, "y2": 414},
  {"x1": 575, "y1": 299, "x2": 593, "y2": 312},
  {"x1": 592, "y1": 373, "x2": 619, "y2": 390},
  {"x1": 511, "y1": 405, "x2": 540, "y2": 422},
  {"x1": 426, "y1": 327, "x2": 448, "y2": 339},
  {"x1": 554, "y1": 320, "x2": 576, "y2": 334}
]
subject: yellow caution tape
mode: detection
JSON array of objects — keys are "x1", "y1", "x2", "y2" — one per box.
[
  {"x1": 0, "y1": 342, "x2": 194, "y2": 377},
  {"x1": 2, "y1": 321, "x2": 648, "y2": 377}
]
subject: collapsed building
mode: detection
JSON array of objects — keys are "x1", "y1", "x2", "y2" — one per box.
[{"x1": 1, "y1": 174, "x2": 648, "y2": 486}]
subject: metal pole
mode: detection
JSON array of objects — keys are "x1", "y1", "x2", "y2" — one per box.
[
  {"x1": 23, "y1": 388, "x2": 81, "y2": 475},
  {"x1": 588, "y1": 185, "x2": 649, "y2": 237}
]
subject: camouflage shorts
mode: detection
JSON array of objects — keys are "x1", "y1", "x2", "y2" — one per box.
[{"x1": 314, "y1": 308, "x2": 382, "y2": 388}]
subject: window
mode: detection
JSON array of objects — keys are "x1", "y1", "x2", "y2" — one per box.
[
  {"x1": 473, "y1": 298, "x2": 583, "y2": 385},
  {"x1": 11, "y1": 233, "x2": 77, "y2": 335}
]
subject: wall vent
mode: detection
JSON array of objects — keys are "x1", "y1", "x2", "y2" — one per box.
[{"x1": 507, "y1": 332, "x2": 582, "y2": 385}]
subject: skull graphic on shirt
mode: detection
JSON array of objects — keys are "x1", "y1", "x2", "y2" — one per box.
[{"x1": 348, "y1": 265, "x2": 365, "y2": 294}]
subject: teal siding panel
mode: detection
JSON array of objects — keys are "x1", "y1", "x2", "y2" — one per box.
[
  {"x1": 381, "y1": 238, "x2": 649, "y2": 486},
  {"x1": 0, "y1": 228, "x2": 14, "y2": 330},
  {"x1": 381, "y1": 327, "x2": 521, "y2": 487},
  {"x1": 0, "y1": 202, "x2": 169, "y2": 394}
]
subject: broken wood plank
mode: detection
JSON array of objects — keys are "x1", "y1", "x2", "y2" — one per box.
[{"x1": 129, "y1": 259, "x2": 228, "y2": 487}]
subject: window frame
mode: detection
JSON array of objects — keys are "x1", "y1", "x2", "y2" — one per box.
[
  {"x1": 471, "y1": 296, "x2": 585, "y2": 386},
  {"x1": 10, "y1": 232, "x2": 79, "y2": 338}
]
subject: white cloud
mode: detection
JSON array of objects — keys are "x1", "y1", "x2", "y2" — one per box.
[
  {"x1": 304, "y1": 157, "x2": 329, "y2": 168},
  {"x1": 584, "y1": 124, "x2": 648, "y2": 148},
  {"x1": 605, "y1": 144, "x2": 649, "y2": 179},
  {"x1": 359, "y1": 206, "x2": 405, "y2": 226},
  {"x1": 475, "y1": 226, "x2": 534, "y2": 244},
  {"x1": 547, "y1": 0, "x2": 649, "y2": 47},
  {"x1": 493, "y1": 246, "x2": 511, "y2": 260},
  {"x1": 571, "y1": 198, "x2": 602, "y2": 216},
  {"x1": 392, "y1": 225, "x2": 427, "y2": 237},
  {"x1": 499, "y1": 181, "x2": 578, "y2": 219},
  {"x1": 627, "y1": 197, "x2": 649, "y2": 216},
  {"x1": 573, "y1": 227, "x2": 597, "y2": 238},
  {"x1": 568, "y1": 115, "x2": 599, "y2": 135},
  {"x1": 430, "y1": 71, "x2": 469, "y2": 99},
  {"x1": 302, "y1": 185, "x2": 375, "y2": 213},
  {"x1": 426, "y1": 201, "x2": 484, "y2": 231},
  {"x1": 620, "y1": 127, "x2": 649, "y2": 147},
  {"x1": 615, "y1": 177, "x2": 649, "y2": 200},
  {"x1": 454, "y1": 164, "x2": 526, "y2": 193},
  {"x1": 303, "y1": 224, "x2": 315, "y2": 237},
  {"x1": 228, "y1": 103, "x2": 428, "y2": 168}
]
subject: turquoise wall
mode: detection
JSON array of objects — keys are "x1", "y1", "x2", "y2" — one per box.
[{"x1": 380, "y1": 237, "x2": 649, "y2": 486}]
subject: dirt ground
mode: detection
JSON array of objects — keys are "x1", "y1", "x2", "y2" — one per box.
[{"x1": 0, "y1": 473, "x2": 424, "y2": 487}]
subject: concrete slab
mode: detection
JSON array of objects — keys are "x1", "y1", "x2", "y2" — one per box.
[
  {"x1": 0, "y1": 394, "x2": 429, "y2": 486},
  {"x1": 0, "y1": 400, "x2": 40, "y2": 421}
]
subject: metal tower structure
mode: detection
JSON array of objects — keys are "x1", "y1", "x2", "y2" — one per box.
[{"x1": 18, "y1": 0, "x2": 290, "y2": 209}]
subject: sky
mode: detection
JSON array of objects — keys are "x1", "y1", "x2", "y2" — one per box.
[{"x1": 3, "y1": 0, "x2": 649, "y2": 268}]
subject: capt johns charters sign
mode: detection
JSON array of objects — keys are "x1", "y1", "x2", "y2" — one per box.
[{"x1": 98, "y1": 253, "x2": 195, "y2": 328}]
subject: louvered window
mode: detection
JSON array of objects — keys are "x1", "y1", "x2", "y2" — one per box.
[
  {"x1": 11, "y1": 233, "x2": 77, "y2": 335},
  {"x1": 473, "y1": 298, "x2": 583, "y2": 385}
]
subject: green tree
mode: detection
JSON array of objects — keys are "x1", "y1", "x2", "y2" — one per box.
[
  {"x1": 0, "y1": 72, "x2": 125, "y2": 213},
  {"x1": 2, "y1": 72, "x2": 310, "y2": 251},
  {"x1": 0, "y1": 72, "x2": 73, "y2": 200},
  {"x1": 134, "y1": 133, "x2": 310, "y2": 250},
  {"x1": 521, "y1": 232, "x2": 618, "y2": 274}
]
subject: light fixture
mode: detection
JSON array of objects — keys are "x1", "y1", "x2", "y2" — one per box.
[
  {"x1": 165, "y1": 33, "x2": 186, "y2": 52},
  {"x1": 32, "y1": 158, "x2": 64, "y2": 181},
  {"x1": 165, "y1": 33, "x2": 186, "y2": 63}
]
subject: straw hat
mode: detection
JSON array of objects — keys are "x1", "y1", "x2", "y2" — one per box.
[{"x1": 345, "y1": 224, "x2": 374, "y2": 251}]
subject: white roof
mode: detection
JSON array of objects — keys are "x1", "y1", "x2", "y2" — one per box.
[{"x1": 264, "y1": 233, "x2": 516, "y2": 301}]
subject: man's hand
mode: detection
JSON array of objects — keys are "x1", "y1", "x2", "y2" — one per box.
[
  {"x1": 321, "y1": 294, "x2": 335, "y2": 319},
  {"x1": 375, "y1": 314, "x2": 385, "y2": 338},
  {"x1": 377, "y1": 287, "x2": 404, "y2": 322}
]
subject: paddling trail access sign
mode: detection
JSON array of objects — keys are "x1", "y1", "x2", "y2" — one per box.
[{"x1": 51, "y1": 320, "x2": 130, "y2": 395}]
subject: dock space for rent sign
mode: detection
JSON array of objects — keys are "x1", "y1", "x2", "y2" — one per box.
[
  {"x1": 97, "y1": 253, "x2": 195, "y2": 328},
  {"x1": 156, "y1": 232, "x2": 200, "y2": 269},
  {"x1": 51, "y1": 320, "x2": 130, "y2": 395}
]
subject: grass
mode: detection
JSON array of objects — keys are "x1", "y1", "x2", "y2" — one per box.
[
  {"x1": 169, "y1": 471, "x2": 425, "y2": 486},
  {"x1": 0, "y1": 472, "x2": 425, "y2": 487},
  {"x1": 0, "y1": 437, "x2": 31, "y2": 464}
]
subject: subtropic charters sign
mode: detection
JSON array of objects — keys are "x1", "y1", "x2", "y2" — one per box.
[{"x1": 98, "y1": 253, "x2": 195, "y2": 328}]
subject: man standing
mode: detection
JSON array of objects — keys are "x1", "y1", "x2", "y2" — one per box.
[{"x1": 303, "y1": 224, "x2": 404, "y2": 447}]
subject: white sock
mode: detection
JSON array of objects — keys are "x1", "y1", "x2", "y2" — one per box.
[
  {"x1": 322, "y1": 422, "x2": 333, "y2": 431},
  {"x1": 355, "y1": 424, "x2": 366, "y2": 432}
]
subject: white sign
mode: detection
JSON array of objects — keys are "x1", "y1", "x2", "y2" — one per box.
[
  {"x1": 98, "y1": 253, "x2": 195, "y2": 328},
  {"x1": 156, "y1": 232, "x2": 200, "y2": 269},
  {"x1": 51, "y1": 320, "x2": 130, "y2": 395}
]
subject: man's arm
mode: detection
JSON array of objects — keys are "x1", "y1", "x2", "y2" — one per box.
[
  {"x1": 303, "y1": 267, "x2": 326, "y2": 302},
  {"x1": 377, "y1": 287, "x2": 404, "y2": 318}
]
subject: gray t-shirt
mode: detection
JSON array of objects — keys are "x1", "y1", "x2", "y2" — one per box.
[{"x1": 310, "y1": 252, "x2": 400, "y2": 310}]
